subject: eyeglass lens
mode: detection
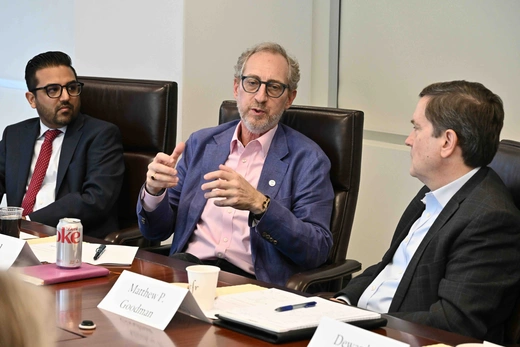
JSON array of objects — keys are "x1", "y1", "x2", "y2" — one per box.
[
  {"x1": 46, "y1": 82, "x2": 82, "y2": 98},
  {"x1": 242, "y1": 76, "x2": 286, "y2": 98}
]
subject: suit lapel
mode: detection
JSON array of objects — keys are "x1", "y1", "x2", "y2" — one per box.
[
  {"x1": 389, "y1": 168, "x2": 488, "y2": 311},
  {"x1": 184, "y1": 127, "x2": 235, "y2": 220},
  {"x1": 15, "y1": 121, "x2": 40, "y2": 204},
  {"x1": 56, "y1": 114, "x2": 84, "y2": 194},
  {"x1": 256, "y1": 125, "x2": 288, "y2": 197}
]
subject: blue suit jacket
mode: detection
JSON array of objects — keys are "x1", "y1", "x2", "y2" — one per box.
[
  {"x1": 138, "y1": 120, "x2": 334, "y2": 285},
  {"x1": 337, "y1": 167, "x2": 520, "y2": 343},
  {"x1": 0, "y1": 113, "x2": 124, "y2": 238}
]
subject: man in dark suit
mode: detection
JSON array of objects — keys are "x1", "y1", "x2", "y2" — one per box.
[
  {"x1": 138, "y1": 42, "x2": 334, "y2": 286},
  {"x1": 0, "y1": 51, "x2": 124, "y2": 238},
  {"x1": 335, "y1": 80, "x2": 520, "y2": 343}
]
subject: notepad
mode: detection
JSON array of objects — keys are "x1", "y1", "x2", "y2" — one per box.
[
  {"x1": 19, "y1": 262, "x2": 109, "y2": 285},
  {"x1": 213, "y1": 288, "x2": 383, "y2": 343},
  {"x1": 27, "y1": 240, "x2": 138, "y2": 265}
]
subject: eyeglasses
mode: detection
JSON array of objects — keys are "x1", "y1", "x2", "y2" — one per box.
[
  {"x1": 30, "y1": 82, "x2": 84, "y2": 98},
  {"x1": 240, "y1": 76, "x2": 288, "y2": 98}
]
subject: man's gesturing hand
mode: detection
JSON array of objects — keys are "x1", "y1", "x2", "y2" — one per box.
[
  {"x1": 201, "y1": 164, "x2": 266, "y2": 214},
  {"x1": 145, "y1": 142, "x2": 186, "y2": 195}
]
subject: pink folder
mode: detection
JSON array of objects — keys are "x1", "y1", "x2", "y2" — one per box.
[{"x1": 20, "y1": 262, "x2": 109, "y2": 285}]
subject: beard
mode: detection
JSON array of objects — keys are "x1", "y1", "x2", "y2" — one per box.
[
  {"x1": 238, "y1": 102, "x2": 284, "y2": 135},
  {"x1": 36, "y1": 101, "x2": 78, "y2": 127}
]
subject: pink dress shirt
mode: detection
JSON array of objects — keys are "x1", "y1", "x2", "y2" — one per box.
[{"x1": 143, "y1": 122, "x2": 277, "y2": 274}]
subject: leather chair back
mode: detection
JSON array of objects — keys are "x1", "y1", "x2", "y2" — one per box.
[
  {"x1": 489, "y1": 139, "x2": 520, "y2": 343},
  {"x1": 79, "y1": 76, "x2": 177, "y2": 246},
  {"x1": 219, "y1": 100, "x2": 364, "y2": 265}
]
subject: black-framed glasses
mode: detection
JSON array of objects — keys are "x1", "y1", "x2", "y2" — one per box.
[
  {"x1": 30, "y1": 82, "x2": 84, "y2": 98},
  {"x1": 241, "y1": 76, "x2": 288, "y2": 98}
]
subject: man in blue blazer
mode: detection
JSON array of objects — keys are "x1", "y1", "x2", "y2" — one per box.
[
  {"x1": 0, "y1": 51, "x2": 124, "y2": 238},
  {"x1": 138, "y1": 42, "x2": 334, "y2": 286},
  {"x1": 334, "y1": 81, "x2": 520, "y2": 343}
]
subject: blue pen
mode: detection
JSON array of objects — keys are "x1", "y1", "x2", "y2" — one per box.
[{"x1": 275, "y1": 301, "x2": 317, "y2": 312}]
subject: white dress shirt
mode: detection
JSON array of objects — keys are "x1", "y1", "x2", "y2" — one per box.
[{"x1": 23, "y1": 122, "x2": 66, "y2": 217}]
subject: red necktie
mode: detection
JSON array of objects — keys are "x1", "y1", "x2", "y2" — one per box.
[{"x1": 22, "y1": 129, "x2": 62, "y2": 216}]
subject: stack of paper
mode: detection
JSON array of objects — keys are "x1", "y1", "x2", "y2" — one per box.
[
  {"x1": 27, "y1": 237, "x2": 138, "y2": 266},
  {"x1": 212, "y1": 288, "x2": 383, "y2": 343}
]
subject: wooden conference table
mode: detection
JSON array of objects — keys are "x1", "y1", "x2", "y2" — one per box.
[{"x1": 21, "y1": 220, "x2": 484, "y2": 347}]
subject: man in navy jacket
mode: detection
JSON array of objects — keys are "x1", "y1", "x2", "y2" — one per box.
[{"x1": 0, "y1": 51, "x2": 124, "y2": 238}]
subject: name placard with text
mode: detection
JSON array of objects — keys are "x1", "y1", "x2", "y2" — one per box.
[
  {"x1": 0, "y1": 235, "x2": 39, "y2": 269},
  {"x1": 98, "y1": 270, "x2": 210, "y2": 330},
  {"x1": 308, "y1": 316, "x2": 409, "y2": 347}
]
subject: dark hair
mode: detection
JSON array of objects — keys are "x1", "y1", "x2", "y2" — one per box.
[
  {"x1": 25, "y1": 51, "x2": 78, "y2": 91},
  {"x1": 234, "y1": 42, "x2": 300, "y2": 91},
  {"x1": 419, "y1": 80, "x2": 504, "y2": 168}
]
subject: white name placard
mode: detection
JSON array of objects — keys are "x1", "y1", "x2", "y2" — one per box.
[
  {"x1": 309, "y1": 316, "x2": 409, "y2": 347},
  {"x1": 98, "y1": 270, "x2": 210, "y2": 330},
  {"x1": 101, "y1": 310, "x2": 178, "y2": 346},
  {"x1": 0, "y1": 234, "x2": 40, "y2": 270}
]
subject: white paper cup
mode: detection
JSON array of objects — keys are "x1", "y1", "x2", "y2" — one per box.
[{"x1": 186, "y1": 265, "x2": 220, "y2": 310}]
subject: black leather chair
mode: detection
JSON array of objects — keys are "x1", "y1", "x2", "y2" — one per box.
[
  {"x1": 78, "y1": 76, "x2": 177, "y2": 247},
  {"x1": 488, "y1": 139, "x2": 520, "y2": 343},
  {"x1": 219, "y1": 100, "x2": 363, "y2": 292}
]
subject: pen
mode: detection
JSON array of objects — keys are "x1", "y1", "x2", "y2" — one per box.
[
  {"x1": 275, "y1": 301, "x2": 317, "y2": 312},
  {"x1": 93, "y1": 245, "x2": 106, "y2": 260}
]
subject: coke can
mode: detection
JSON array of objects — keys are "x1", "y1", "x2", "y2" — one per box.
[{"x1": 56, "y1": 218, "x2": 83, "y2": 268}]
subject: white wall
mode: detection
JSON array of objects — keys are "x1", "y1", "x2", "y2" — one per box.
[
  {"x1": 74, "y1": 0, "x2": 184, "y2": 140},
  {"x1": 339, "y1": 0, "x2": 520, "y2": 270},
  {"x1": 0, "y1": 1, "x2": 333, "y2": 207},
  {"x1": 339, "y1": 0, "x2": 520, "y2": 138},
  {"x1": 0, "y1": 0, "x2": 75, "y2": 134},
  {"x1": 0, "y1": 0, "x2": 329, "y2": 143},
  {"x1": 182, "y1": 0, "x2": 314, "y2": 140}
]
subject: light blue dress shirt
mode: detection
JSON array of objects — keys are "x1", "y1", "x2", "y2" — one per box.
[{"x1": 354, "y1": 168, "x2": 479, "y2": 313}]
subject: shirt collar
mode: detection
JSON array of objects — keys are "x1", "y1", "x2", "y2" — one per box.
[
  {"x1": 426, "y1": 167, "x2": 481, "y2": 208},
  {"x1": 39, "y1": 121, "x2": 67, "y2": 138},
  {"x1": 230, "y1": 121, "x2": 278, "y2": 158}
]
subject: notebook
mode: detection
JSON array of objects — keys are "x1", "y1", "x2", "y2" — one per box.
[
  {"x1": 19, "y1": 262, "x2": 109, "y2": 285},
  {"x1": 213, "y1": 288, "x2": 385, "y2": 343}
]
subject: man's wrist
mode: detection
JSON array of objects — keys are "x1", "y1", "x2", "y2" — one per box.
[
  {"x1": 144, "y1": 184, "x2": 165, "y2": 196},
  {"x1": 253, "y1": 196, "x2": 270, "y2": 219}
]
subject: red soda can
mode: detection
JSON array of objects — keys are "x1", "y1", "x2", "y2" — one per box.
[{"x1": 56, "y1": 218, "x2": 83, "y2": 268}]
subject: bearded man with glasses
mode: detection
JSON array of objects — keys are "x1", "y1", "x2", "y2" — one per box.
[
  {"x1": 0, "y1": 51, "x2": 124, "y2": 238},
  {"x1": 138, "y1": 42, "x2": 334, "y2": 286}
]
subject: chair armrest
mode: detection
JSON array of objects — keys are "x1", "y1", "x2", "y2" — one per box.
[
  {"x1": 104, "y1": 226, "x2": 160, "y2": 248},
  {"x1": 142, "y1": 244, "x2": 172, "y2": 256},
  {"x1": 285, "y1": 259, "x2": 362, "y2": 292}
]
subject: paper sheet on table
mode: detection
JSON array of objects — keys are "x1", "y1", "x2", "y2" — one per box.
[
  {"x1": 28, "y1": 241, "x2": 138, "y2": 265},
  {"x1": 19, "y1": 232, "x2": 39, "y2": 240},
  {"x1": 28, "y1": 239, "x2": 57, "y2": 262},
  {"x1": 172, "y1": 283, "x2": 266, "y2": 297},
  {"x1": 171, "y1": 283, "x2": 268, "y2": 319},
  {"x1": 215, "y1": 288, "x2": 381, "y2": 334},
  {"x1": 82, "y1": 243, "x2": 138, "y2": 265},
  {"x1": 27, "y1": 235, "x2": 56, "y2": 244}
]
